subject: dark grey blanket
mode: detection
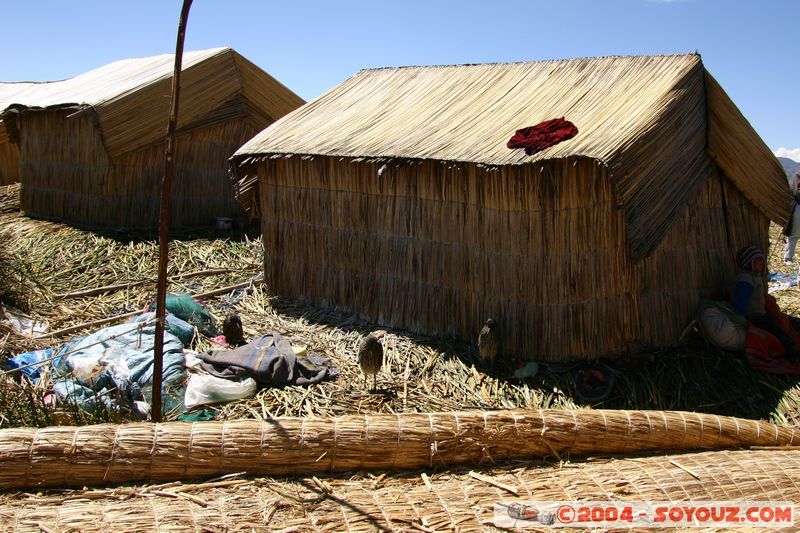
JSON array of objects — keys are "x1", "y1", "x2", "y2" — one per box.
[{"x1": 198, "y1": 333, "x2": 338, "y2": 386}]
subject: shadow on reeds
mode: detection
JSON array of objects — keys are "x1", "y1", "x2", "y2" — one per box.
[
  {"x1": 20, "y1": 210, "x2": 264, "y2": 245},
  {"x1": 267, "y1": 293, "x2": 800, "y2": 426},
  {"x1": 2, "y1": 186, "x2": 262, "y2": 246},
  {"x1": 593, "y1": 347, "x2": 800, "y2": 423},
  {"x1": 94, "y1": 223, "x2": 263, "y2": 245}
]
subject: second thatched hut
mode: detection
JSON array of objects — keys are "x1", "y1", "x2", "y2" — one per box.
[
  {"x1": 1, "y1": 47, "x2": 304, "y2": 230},
  {"x1": 230, "y1": 53, "x2": 789, "y2": 362}
]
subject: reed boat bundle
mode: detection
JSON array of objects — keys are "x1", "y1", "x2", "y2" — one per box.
[{"x1": 0, "y1": 408, "x2": 795, "y2": 490}]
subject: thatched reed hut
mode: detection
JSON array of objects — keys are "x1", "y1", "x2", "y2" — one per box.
[
  {"x1": 230, "y1": 53, "x2": 790, "y2": 361},
  {"x1": 1, "y1": 47, "x2": 303, "y2": 229}
]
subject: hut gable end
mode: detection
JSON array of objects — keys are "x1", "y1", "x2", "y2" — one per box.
[
  {"x1": 605, "y1": 59, "x2": 713, "y2": 259},
  {"x1": 706, "y1": 72, "x2": 790, "y2": 226},
  {"x1": 95, "y1": 49, "x2": 243, "y2": 157}
]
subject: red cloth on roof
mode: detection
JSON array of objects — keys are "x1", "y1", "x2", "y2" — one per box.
[{"x1": 506, "y1": 117, "x2": 578, "y2": 156}]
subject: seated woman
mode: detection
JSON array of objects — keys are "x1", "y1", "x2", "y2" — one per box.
[{"x1": 731, "y1": 245, "x2": 800, "y2": 358}]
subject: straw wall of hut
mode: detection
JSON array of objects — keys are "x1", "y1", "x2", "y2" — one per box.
[
  {"x1": 0, "y1": 114, "x2": 21, "y2": 185},
  {"x1": 17, "y1": 109, "x2": 108, "y2": 224},
  {"x1": 0, "y1": 136, "x2": 19, "y2": 185},
  {"x1": 18, "y1": 108, "x2": 259, "y2": 229},
  {"x1": 251, "y1": 154, "x2": 764, "y2": 360}
]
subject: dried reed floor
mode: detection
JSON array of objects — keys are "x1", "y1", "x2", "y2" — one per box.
[
  {"x1": 2, "y1": 185, "x2": 800, "y2": 428},
  {"x1": 1, "y1": 449, "x2": 797, "y2": 532}
]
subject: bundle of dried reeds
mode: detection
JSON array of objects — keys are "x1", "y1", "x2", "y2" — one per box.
[
  {"x1": 0, "y1": 408, "x2": 795, "y2": 490},
  {"x1": 0, "y1": 183, "x2": 20, "y2": 214},
  {"x1": 1, "y1": 448, "x2": 797, "y2": 532}
]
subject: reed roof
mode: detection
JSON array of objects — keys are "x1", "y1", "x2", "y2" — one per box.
[
  {"x1": 0, "y1": 47, "x2": 304, "y2": 157},
  {"x1": 233, "y1": 53, "x2": 788, "y2": 259}
]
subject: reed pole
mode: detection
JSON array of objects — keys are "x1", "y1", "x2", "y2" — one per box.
[{"x1": 153, "y1": 0, "x2": 193, "y2": 422}]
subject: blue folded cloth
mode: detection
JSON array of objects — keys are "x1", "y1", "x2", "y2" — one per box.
[{"x1": 8, "y1": 348, "x2": 58, "y2": 382}]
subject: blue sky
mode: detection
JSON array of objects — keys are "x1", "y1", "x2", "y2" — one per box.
[{"x1": 4, "y1": 0, "x2": 799, "y2": 160}]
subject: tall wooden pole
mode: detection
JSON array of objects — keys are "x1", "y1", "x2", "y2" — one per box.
[{"x1": 152, "y1": 0, "x2": 193, "y2": 423}]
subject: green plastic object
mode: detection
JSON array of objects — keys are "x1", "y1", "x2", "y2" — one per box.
[
  {"x1": 151, "y1": 294, "x2": 218, "y2": 337},
  {"x1": 513, "y1": 361, "x2": 539, "y2": 379},
  {"x1": 177, "y1": 409, "x2": 217, "y2": 422}
]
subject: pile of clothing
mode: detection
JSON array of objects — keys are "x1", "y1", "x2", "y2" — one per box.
[
  {"x1": 8, "y1": 293, "x2": 339, "y2": 417},
  {"x1": 185, "y1": 332, "x2": 338, "y2": 408},
  {"x1": 9, "y1": 313, "x2": 191, "y2": 416}
]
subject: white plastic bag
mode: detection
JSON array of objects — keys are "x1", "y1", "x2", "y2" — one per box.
[
  {"x1": 70, "y1": 351, "x2": 105, "y2": 384},
  {"x1": 1, "y1": 303, "x2": 49, "y2": 337},
  {"x1": 184, "y1": 373, "x2": 257, "y2": 409},
  {"x1": 183, "y1": 350, "x2": 205, "y2": 371},
  {"x1": 71, "y1": 347, "x2": 131, "y2": 385},
  {"x1": 101, "y1": 348, "x2": 131, "y2": 383}
]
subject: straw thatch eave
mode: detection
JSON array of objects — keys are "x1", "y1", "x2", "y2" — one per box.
[
  {"x1": 0, "y1": 82, "x2": 53, "y2": 183},
  {"x1": 94, "y1": 48, "x2": 304, "y2": 158},
  {"x1": 6, "y1": 94, "x2": 271, "y2": 164},
  {"x1": 94, "y1": 48, "x2": 243, "y2": 157},
  {"x1": 0, "y1": 103, "x2": 92, "y2": 146},
  {"x1": 605, "y1": 59, "x2": 712, "y2": 259},
  {"x1": 706, "y1": 71, "x2": 790, "y2": 226},
  {"x1": 0, "y1": 49, "x2": 238, "y2": 158},
  {"x1": 0, "y1": 49, "x2": 229, "y2": 115},
  {"x1": 0, "y1": 48, "x2": 304, "y2": 160}
]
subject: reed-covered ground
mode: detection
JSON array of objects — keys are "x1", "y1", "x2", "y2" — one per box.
[{"x1": 2, "y1": 182, "x2": 800, "y2": 428}]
